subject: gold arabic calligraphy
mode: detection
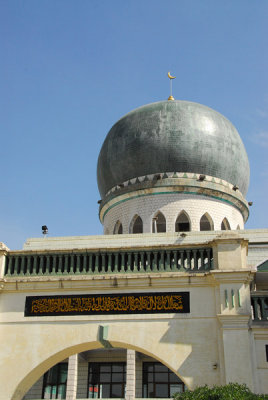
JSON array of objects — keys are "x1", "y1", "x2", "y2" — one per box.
[{"x1": 31, "y1": 294, "x2": 183, "y2": 314}]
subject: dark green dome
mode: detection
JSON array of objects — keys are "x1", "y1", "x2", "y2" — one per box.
[{"x1": 97, "y1": 100, "x2": 250, "y2": 198}]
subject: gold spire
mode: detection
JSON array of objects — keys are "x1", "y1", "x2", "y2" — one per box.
[{"x1": 167, "y1": 72, "x2": 176, "y2": 100}]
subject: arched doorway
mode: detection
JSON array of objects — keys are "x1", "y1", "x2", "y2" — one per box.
[{"x1": 23, "y1": 348, "x2": 186, "y2": 399}]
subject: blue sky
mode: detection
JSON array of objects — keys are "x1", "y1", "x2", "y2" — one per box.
[{"x1": 1, "y1": 0, "x2": 268, "y2": 250}]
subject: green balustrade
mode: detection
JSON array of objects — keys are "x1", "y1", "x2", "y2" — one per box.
[
  {"x1": 251, "y1": 295, "x2": 268, "y2": 321},
  {"x1": 4, "y1": 248, "x2": 214, "y2": 277}
]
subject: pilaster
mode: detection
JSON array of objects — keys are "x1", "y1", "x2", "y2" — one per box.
[
  {"x1": 217, "y1": 314, "x2": 255, "y2": 391},
  {"x1": 66, "y1": 354, "x2": 78, "y2": 400},
  {"x1": 125, "y1": 349, "x2": 136, "y2": 400}
]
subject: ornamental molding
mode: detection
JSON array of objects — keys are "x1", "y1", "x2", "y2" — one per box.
[{"x1": 99, "y1": 173, "x2": 249, "y2": 223}]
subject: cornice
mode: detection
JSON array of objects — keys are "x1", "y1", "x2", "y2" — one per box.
[
  {"x1": 5, "y1": 242, "x2": 213, "y2": 256},
  {"x1": 208, "y1": 270, "x2": 254, "y2": 285},
  {"x1": 251, "y1": 326, "x2": 268, "y2": 339},
  {"x1": 2, "y1": 271, "x2": 217, "y2": 293},
  {"x1": 217, "y1": 314, "x2": 251, "y2": 329}
]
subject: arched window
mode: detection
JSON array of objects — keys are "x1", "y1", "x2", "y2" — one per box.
[
  {"x1": 152, "y1": 211, "x2": 166, "y2": 233},
  {"x1": 200, "y1": 213, "x2": 214, "y2": 231},
  {"x1": 113, "y1": 220, "x2": 123, "y2": 234},
  {"x1": 175, "y1": 211, "x2": 191, "y2": 232},
  {"x1": 237, "y1": 225, "x2": 240, "y2": 230},
  {"x1": 221, "y1": 218, "x2": 231, "y2": 230},
  {"x1": 130, "y1": 215, "x2": 143, "y2": 234}
]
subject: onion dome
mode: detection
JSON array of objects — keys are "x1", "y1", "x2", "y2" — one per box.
[{"x1": 97, "y1": 100, "x2": 249, "y2": 199}]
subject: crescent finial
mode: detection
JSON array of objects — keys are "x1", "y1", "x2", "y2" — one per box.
[
  {"x1": 167, "y1": 72, "x2": 176, "y2": 100},
  {"x1": 168, "y1": 71, "x2": 176, "y2": 80}
]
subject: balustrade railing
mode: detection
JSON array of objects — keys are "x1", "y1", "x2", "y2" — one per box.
[
  {"x1": 251, "y1": 294, "x2": 268, "y2": 321},
  {"x1": 4, "y1": 247, "x2": 213, "y2": 277}
]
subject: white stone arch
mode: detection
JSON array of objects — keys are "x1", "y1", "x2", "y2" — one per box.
[
  {"x1": 175, "y1": 210, "x2": 191, "y2": 232},
  {"x1": 129, "y1": 214, "x2": 143, "y2": 234},
  {"x1": 113, "y1": 220, "x2": 123, "y2": 234},
  {"x1": 152, "y1": 211, "x2": 166, "y2": 233},
  {"x1": 221, "y1": 217, "x2": 231, "y2": 230},
  {"x1": 10, "y1": 334, "x2": 191, "y2": 400},
  {"x1": 200, "y1": 213, "x2": 214, "y2": 231}
]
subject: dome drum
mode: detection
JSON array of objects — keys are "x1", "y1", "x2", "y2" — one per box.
[{"x1": 102, "y1": 190, "x2": 245, "y2": 235}]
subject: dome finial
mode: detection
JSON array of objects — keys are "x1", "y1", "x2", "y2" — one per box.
[{"x1": 167, "y1": 72, "x2": 176, "y2": 100}]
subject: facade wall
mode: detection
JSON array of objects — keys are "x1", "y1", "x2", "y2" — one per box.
[
  {"x1": 1, "y1": 233, "x2": 267, "y2": 398},
  {"x1": 1, "y1": 270, "x2": 255, "y2": 399},
  {"x1": 103, "y1": 193, "x2": 244, "y2": 235}
]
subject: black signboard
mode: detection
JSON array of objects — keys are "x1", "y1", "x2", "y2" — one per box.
[{"x1": 24, "y1": 292, "x2": 190, "y2": 316}]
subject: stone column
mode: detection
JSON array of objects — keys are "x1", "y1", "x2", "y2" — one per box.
[
  {"x1": 152, "y1": 217, "x2": 157, "y2": 233},
  {"x1": 125, "y1": 349, "x2": 136, "y2": 400},
  {"x1": 66, "y1": 354, "x2": 78, "y2": 400}
]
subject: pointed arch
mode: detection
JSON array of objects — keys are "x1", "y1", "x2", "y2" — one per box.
[
  {"x1": 236, "y1": 225, "x2": 241, "y2": 230},
  {"x1": 175, "y1": 211, "x2": 191, "y2": 232},
  {"x1": 152, "y1": 211, "x2": 166, "y2": 233},
  {"x1": 221, "y1": 218, "x2": 231, "y2": 230},
  {"x1": 113, "y1": 220, "x2": 123, "y2": 234},
  {"x1": 129, "y1": 215, "x2": 143, "y2": 234},
  {"x1": 200, "y1": 213, "x2": 214, "y2": 231}
]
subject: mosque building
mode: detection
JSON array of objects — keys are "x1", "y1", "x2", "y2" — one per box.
[{"x1": 0, "y1": 84, "x2": 267, "y2": 399}]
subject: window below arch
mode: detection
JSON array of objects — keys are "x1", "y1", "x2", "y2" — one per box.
[
  {"x1": 152, "y1": 211, "x2": 166, "y2": 233},
  {"x1": 130, "y1": 215, "x2": 143, "y2": 234},
  {"x1": 88, "y1": 362, "x2": 126, "y2": 399},
  {"x1": 113, "y1": 220, "x2": 123, "y2": 234},
  {"x1": 200, "y1": 213, "x2": 214, "y2": 231},
  {"x1": 175, "y1": 211, "x2": 190, "y2": 232},
  {"x1": 143, "y1": 362, "x2": 185, "y2": 397},
  {"x1": 43, "y1": 363, "x2": 68, "y2": 399},
  {"x1": 221, "y1": 218, "x2": 231, "y2": 230}
]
